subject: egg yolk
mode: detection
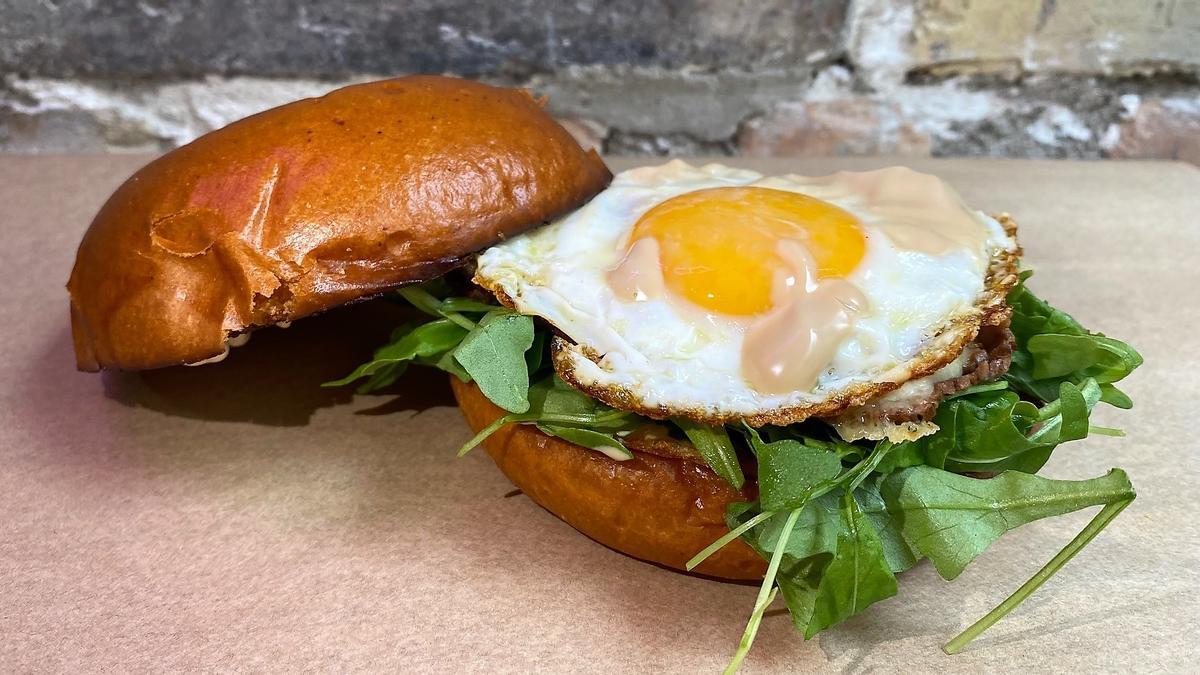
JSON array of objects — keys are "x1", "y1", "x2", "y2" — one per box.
[{"x1": 628, "y1": 187, "x2": 866, "y2": 315}]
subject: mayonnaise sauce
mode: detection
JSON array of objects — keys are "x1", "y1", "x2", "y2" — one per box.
[
  {"x1": 801, "y1": 167, "x2": 989, "y2": 258},
  {"x1": 741, "y1": 240, "x2": 867, "y2": 393},
  {"x1": 606, "y1": 237, "x2": 667, "y2": 303}
]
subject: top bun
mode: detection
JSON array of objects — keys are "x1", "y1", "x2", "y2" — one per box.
[{"x1": 68, "y1": 76, "x2": 611, "y2": 371}]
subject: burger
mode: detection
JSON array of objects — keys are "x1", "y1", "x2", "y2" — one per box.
[{"x1": 68, "y1": 76, "x2": 1142, "y2": 669}]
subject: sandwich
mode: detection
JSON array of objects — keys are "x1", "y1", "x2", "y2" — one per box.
[{"x1": 68, "y1": 76, "x2": 1142, "y2": 670}]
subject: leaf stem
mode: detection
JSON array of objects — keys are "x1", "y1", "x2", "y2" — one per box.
[
  {"x1": 456, "y1": 414, "x2": 520, "y2": 457},
  {"x1": 690, "y1": 439, "x2": 893, "y2": 570},
  {"x1": 944, "y1": 381, "x2": 1010, "y2": 399},
  {"x1": 723, "y1": 588, "x2": 776, "y2": 675},
  {"x1": 456, "y1": 411, "x2": 634, "y2": 458},
  {"x1": 399, "y1": 287, "x2": 478, "y2": 331},
  {"x1": 942, "y1": 497, "x2": 1133, "y2": 654},
  {"x1": 847, "y1": 440, "x2": 893, "y2": 490},
  {"x1": 686, "y1": 510, "x2": 775, "y2": 570},
  {"x1": 441, "y1": 310, "x2": 478, "y2": 331},
  {"x1": 726, "y1": 506, "x2": 803, "y2": 674}
]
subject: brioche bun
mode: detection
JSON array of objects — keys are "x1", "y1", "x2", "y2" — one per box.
[
  {"x1": 450, "y1": 377, "x2": 768, "y2": 581},
  {"x1": 68, "y1": 76, "x2": 610, "y2": 371}
]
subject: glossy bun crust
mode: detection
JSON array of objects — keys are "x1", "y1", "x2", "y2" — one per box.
[
  {"x1": 451, "y1": 377, "x2": 768, "y2": 581},
  {"x1": 68, "y1": 76, "x2": 611, "y2": 370}
]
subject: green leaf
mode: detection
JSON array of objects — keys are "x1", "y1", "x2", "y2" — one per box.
[
  {"x1": 730, "y1": 495, "x2": 840, "y2": 563},
  {"x1": 943, "y1": 497, "x2": 1134, "y2": 654},
  {"x1": 526, "y1": 376, "x2": 641, "y2": 431},
  {"x1": 525, "y1": 330, "x2": 548, "y2": 376},
  {"x1": 1007, "y1": 272, "x2": 1091, "y2": 338},
  {"x1": 323, "y1": 319, "x2": 469, "y2": 391},
  {"x1": 356, "y1": 362, "x2": 408, "y2": 392},
  {"x1": 434, "y1": 350, "x2": 471, "y2": 382},
  {"x1": 881, "y1": 465, "x2": 1136, "y2": 580},
  {"x1": 746, "y1": 427, "x2": 843, "y2": 512},
  {"x1": 438, "y1": 296, "x2": 503, "y2": 313},
  {"x1": 1028, "y1": 334, "x2": 1142, "y2": 382},
  {"x1": 536, "y1": 424, "x2": 633, "y2": 460},
  {"x1": 1099, "y1": 383, "x2": 1133, "y2": 409},
  {"x1": 854, "y1": 476, "x2": 920, "y2": 574},
  {"x1": 723, "y1": 587, "x2": 780, "y2": 675},
  {"x1": 726, "y1": 490, "x2": 899, "y2": 638},
  {"x1": 676, "y1": 420, "x2": 745, "y2": 490},
  {"x1": 905, "y1": 378, "x2": 1105, "y2": 475},
  {"x1": 397, "y1": 285, "x2": 488, "y2": 330},
  {"x1": 1027, "y1": 377, "x2": 1102, "y2": 437},
  {"x1": 456, "y1": 375, "x2": 641, "y2": 456},
  {"x1": 773, "y1": 558, "x2": 828, "y2": 635},
  {"x1": 944, "y1": 381, "x2": 1010, "y2": 399},
  {"x1": 805, "y1": 494, "x2": 898, "y2": 637},
  {"x1": 395, "y1": 285, "x2": 447, "y2": 317},
  {"x1": 870, "y1": 441, "x2": 931, "y2": 475},
  {"x1": 452, "y1": 312, "x2": 535, "y2": 413},
  {"x1": 1005, "y1": 277, "x2": 1142, "y2": 406}
]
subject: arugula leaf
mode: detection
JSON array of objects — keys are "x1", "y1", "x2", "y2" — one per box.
[
  {"x1": 395, "y1": 285, "x2": 449, "y2": 318},
  {"x1": 525, "y1": 330, "x2": 549, "y2": 376},
  {"x1": 943, "y1": 496, "x2": 1133, "y2": 654},
  {"x1": 881, "y1": 465, "x2": 1135, "y2": 579},
  {"x1": 724, "y1": 506, "x2": 805, "y2": 675},
  {"x1": 726, "y1": 489, "x2": 897, "y2": 639},
  {"x1": 723, "y1": 587, "x2": 780, "y2": 675},
  {"x1": 536, "y1": 424, "x2": 633, "y2": 460},
  {"x1": 397, "y1": 285, "x2": 496, "y2": 330},
  {"x1": 1099, "y1": 383, "x2": 1134, "y2": 409},
  {"x1": 456, "y1": 375, "x2": 641, "y2": 456},
  {"x1": 526, "y1": 376, "x2": 642, "y2": 431},
  {"x1": 729, "y1": 494, "x2": 840, "y2": 563},
  {"x1": 676, "y1": 420, "x2": 746, "y2": 490},
  {"x1": 903, "y1": 378, "x2": 1105, "y2": 475},
  {"x1": 745, "y1": 426, "x2": 843, "y2": 512},
  {"x1": 862, "y1": 438, "x2": 927, "y2": 474},
  {"x1": 806, "y1": 494, "x2": 898, "y2": 637},
  {"x1": 1006, "y1": 275, "x2": 1142, "y2": 404},
  {"x1": 452, "y1": 311, "x2": 535, "y2": 413},
  {"x1": 438, "y1": 296, "x2": 504, "y2": 313},
  {"x1": 854, "y1": 476, "x2": 920, "y2": 574},
  {"x1": 435, "y1": 350, "x2": 472, "y2": 382},
  {"x1": 323, "y1": 319, "x2": 469, "y2": 392}
]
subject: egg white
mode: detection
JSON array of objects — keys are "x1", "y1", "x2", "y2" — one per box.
[{"x1": 475, "y1": 160, "x2": 1017, "y2": 420}]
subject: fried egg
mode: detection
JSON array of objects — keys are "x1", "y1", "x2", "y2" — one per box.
[{"x1": 474, "y1": 161, "x2": 1019, "y2": 425}]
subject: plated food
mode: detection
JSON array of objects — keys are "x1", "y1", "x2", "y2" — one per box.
[{"x1": 68, "y1": 76, "x2": 1142, "y2": 670}]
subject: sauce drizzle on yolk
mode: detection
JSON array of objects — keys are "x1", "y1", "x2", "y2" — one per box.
[{"x1": 626, "y1": 187, "x2": 866, "y2": 316}]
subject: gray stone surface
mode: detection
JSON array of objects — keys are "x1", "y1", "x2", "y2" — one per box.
[{"x1": 0, "y1": 0, "x2": 847, "y2": 78}]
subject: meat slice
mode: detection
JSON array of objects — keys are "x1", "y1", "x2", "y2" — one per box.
[{"x1": 828, "y1": 323, "x2": 1016, "y2": 443}]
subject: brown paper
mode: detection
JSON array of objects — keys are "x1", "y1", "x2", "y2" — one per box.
[{"x1": 2, "y1": 155, "x2": 1197, "y2": 672}]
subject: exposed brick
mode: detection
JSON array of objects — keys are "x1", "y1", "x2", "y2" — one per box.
[
  {"x1": 738, "y1": 99, "x2": 931, "y2": 157},
  {"x1": 1110, "y1": 98, "x2": 1200, "y2": 164},
  {"x1": 910, "y1": 0, "x2": 1200, "y2": 77}
]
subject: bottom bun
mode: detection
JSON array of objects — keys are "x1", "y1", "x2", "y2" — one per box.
[{"x1": 450, "y1": 377, "x2": 768, "y2": 581}]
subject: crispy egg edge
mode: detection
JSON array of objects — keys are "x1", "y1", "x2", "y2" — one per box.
[{"x1": 515, "y1": 213, "x2": 1022, "y2": 428}]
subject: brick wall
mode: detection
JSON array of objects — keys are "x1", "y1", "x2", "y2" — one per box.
[{"x1": 2, "y1": 0, "x2": 1198, "y2": 161}]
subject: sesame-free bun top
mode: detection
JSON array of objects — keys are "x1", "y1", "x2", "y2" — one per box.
[{"x1": 68, "y1": 75, "x2": 611, "y2": 371}]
